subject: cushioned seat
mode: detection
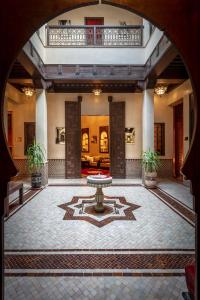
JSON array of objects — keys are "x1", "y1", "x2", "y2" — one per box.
[{"x1": 100, "y1": 157, "x2": 110, "y2": 169}]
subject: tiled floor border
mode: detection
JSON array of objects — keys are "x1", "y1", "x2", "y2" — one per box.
[
  {"x1": 4, "y1": 249, "x2": 195, "y2": 252},
  {"x1": 5, "y1": 271, "x2": 185, "y2": 277},
  {"x1": 149, "y1": 188, "x2": 196, "y2": 227},
  {"x1": 4, "y1": 253, "x2": 195, "y2": 270},
  {"x1": 4, "y1": 188, "x2": 43, "y2": 222},
  {"x1": 157, "y1": 186, "x2": 193, "y2": 210}
]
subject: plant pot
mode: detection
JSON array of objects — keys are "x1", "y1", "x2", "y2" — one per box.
[
  {"x1": 144, "y1": 171, "x2": 157, "y2": 189},
  {"x1": 31, "y1": 172, "x2": 42, "y2": 188}
]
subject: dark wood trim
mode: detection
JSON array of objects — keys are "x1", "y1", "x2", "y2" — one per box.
[
  {"x1": 65, "y1": 101, "x2": 81, "y2": 178},
  {"x1": 109, "y1": 101, "x2": 126, "y2": 178},
  {"x1": 173, "y1": 101, "x2": 183, "y2": 179}
]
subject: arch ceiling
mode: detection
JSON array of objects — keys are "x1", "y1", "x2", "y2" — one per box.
[
  {"x1": 0, "y1": 0, "x2": 200, "y2": 187},
  {"x1": 0, "y1": 1, "x2": 200, "y2": 299}
]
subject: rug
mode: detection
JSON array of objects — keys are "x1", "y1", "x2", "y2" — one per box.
[{"x1": 81, "y1": 168, "x2": 110, "y2": 177}]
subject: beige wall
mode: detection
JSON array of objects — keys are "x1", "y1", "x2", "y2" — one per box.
[
  {"x1": 7, "y1": 97, "x2": 36, "y2": 159},
  {"x1": 47, "y1": 93, "x2": 143, "y2": 159},
  {"x1": 165, "y1": 79, "x2": 193, "y2": 160},
  {"x1": 7, "y1": 81, "x2": 192, "y2": 162},
  {"x1": 81, "y1": 116, "x2": 109, "y2": 157},
  {"x1": 113, "y1": 94, "x2": 143, "y2": 159},
  {"x1": 154, "y1": 95, "x2": 173, "y2": 158},
  {"x1": 48, "y1": 4, "x2": 142, "y2": 26}
]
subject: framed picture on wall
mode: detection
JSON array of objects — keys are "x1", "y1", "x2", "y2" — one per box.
[
  {"x1": 91, "y1": 135, "x2": 97, "y2": 144},
  {"x1": 125, "y1": 127, "x2": 135, "y2": 144},
  {"x1": 99, "y1": 126, "x2": 109, "y2": 153},
  {"x1": 81, "y1": 128, "x2": 89, "y2": 152},
  {"x1": 56, "y1": 127, "x2": 65, "y2": 144}
]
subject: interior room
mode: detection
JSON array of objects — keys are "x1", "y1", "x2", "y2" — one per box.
[
  {"x1": 1, "y1": 2, "x2": 196, "y2": 300},
  {"x1": 81, "y1": 115, "x2": 110, "y2": 176}
]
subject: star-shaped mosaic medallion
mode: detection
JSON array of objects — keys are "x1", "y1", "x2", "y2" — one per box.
[{"x1": 58, "y1": 195, "x2": 140, "y2": 227}]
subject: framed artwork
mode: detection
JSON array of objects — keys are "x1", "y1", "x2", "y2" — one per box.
[
  {"x1": 91, "y1": 135, "x2": 97, "y2": 144},
  {"x1": 56, "y1": 127, "x2": 65, "y2": 144},
  {"x1": 125, "y1": 127, "x2": 135, "y2": 144},
  {"x1": 81, "y1": 128, "x2": 89, "y2": 152},
  {"x1": 99, "y1": 126, "x2": 109, "y2": 153}
]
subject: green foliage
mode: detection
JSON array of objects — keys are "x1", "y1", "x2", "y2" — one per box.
[
  {"x1": 142, "y1": 149, "x2": 160, "y2": 173},
  {"x1": 26, "y1": 140, "x2": 45, "y2": 173}
]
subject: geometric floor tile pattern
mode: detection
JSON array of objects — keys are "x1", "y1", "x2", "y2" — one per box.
[
  {"x1": 4, "y1": 186, "x2": 195, "y2": 250},
  {"x1": 4, "y1": 184, "x2": 195, "y2": 299},
  {"x1": 58, "y1": 195, "x2": 141, "y2": 227},
  {"x1": 5, "y1": 276, "x2": 188, "y2": 300},
  {"x1": 4, "y1": 253, "x2": 195, "y2": 271}
]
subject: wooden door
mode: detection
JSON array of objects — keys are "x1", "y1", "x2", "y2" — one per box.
[
  {"x1": 109, "y1": 101, "x2": 126, "y2": 178},
  {"x1": 173, "y1": 103, "x2": 183, "y2": 178},
  {"x1": 24, "y1": 122, "x2": 35, "y2": 155},
  {"x1": 85, "y1": 17, "x2": 104, "y2": 45},
  {"x1": 65, "y1": 101, "x2": 81, "y2": 178}
]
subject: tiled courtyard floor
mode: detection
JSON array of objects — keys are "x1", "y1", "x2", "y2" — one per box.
[{"x1": 4, "y1": 182, "x2": 195, "y2": 299}]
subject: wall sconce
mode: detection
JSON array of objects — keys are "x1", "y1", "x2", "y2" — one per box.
[
  {"x1": 154, "y1": 85, "x2": 167, "y2": 96},
  {"x1": 22, "y1": 87, "x2": 35, "y2": 97},
  {"x1": 92, "y1": 89, "x2": 102, "y2": 96}
]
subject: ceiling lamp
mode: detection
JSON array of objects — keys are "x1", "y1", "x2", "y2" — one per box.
[
  {"x1": 22, "y1": 87, "x2": 35, "y2": 97},
  {"x1": 154, "y1": 85, "x2": 167, "y2": 96},
  {"x1": 93, "y1": 89, "x2": 102, "y2": 96}
]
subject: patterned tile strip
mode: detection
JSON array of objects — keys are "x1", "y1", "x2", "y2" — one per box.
[
  {"x1": 149, "y1": 188, "x2": 196, "y2": 226},
  {"x1": 5, "y1": 254, "x2": 195, "y2": 270},
  {"x1": 4, "y1": 248, "x2": 195, "y2": 252},
  {"x1": 5, "y1": 272, "x2": 185, "y2": 277}
]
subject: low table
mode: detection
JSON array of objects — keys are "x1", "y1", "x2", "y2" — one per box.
[{"x1": 87, "y1": 174, "x2": 112, "y2": 212}]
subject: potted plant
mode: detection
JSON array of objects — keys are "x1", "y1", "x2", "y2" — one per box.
[
  {"x1": 142, "y1": 149, "x2": 160, "y2": 188},
  {"x1": 26, "y1": 140, "x2": 45, "y2": 188}
]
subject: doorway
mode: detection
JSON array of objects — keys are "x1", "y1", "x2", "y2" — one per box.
[
  {"x1": 7, "y1": 111, "x2": 13, "y2": 155},
  {"x1": 85, "y1": 17, "x2": 104, "y2": 45},
  {"x1": 81, "y1": 115, "x2": 110, "y2": 177},
  {"x1": 173, "y1": 102, "x2": 183, "y2": 179}
]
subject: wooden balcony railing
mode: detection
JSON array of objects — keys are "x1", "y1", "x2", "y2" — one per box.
[{"x1": 46, "y1": 25, "x2": 143, "y2": 47}]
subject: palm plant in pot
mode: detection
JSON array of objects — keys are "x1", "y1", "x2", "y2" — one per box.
[
  {"x1": 26, "y1": 140, "x2": 45, "y2": 188},
  {"x1": 142, "y1": 149, "x2": 160, "y2": 188}
]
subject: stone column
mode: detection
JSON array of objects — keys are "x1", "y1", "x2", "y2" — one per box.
[
  {"x1": 36, "y1": 89, "x2": 48, "y2": 186},
  {"x1": 142, "y1": 89, "x2": 154, "y2": 152},
  {"x1": 142, "y1": 89, "x2": 154, "y2": 182}
]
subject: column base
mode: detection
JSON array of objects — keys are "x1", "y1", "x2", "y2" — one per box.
[{"x1": 41, "y1": 162, "x2": 48, "y2": 186}]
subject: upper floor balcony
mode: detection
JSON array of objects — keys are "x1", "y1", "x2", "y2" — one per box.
[{"x1": 46, "y1": 24, "x2": 143, "y2": 47}]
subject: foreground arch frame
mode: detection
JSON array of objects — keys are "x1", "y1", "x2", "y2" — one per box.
[{"x1": 0, "y1": 0, "x2": 199, "y2": 299}]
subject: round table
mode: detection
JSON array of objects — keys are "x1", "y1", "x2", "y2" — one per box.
[{"x1": 87, "y1": 174, "x2": 112, "y2": 212}]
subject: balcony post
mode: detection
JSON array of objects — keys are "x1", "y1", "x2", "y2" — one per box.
[{"x1": 94, "y1": 26, "x2": 96, "y2": 46}]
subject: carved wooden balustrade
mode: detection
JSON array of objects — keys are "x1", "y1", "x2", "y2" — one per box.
[{"x1": 46, "y1": 25, "x2": 143, "y2": 47}]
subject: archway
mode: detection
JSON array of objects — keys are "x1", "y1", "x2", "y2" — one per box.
[{"x1": 0, "y1": 1, "x2": 199, "y2": 299}]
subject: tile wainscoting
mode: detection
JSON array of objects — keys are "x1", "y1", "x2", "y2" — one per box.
[
  {"x1": 14, "y1": 159, "x2": 173, "y2": 179},
  {"x1": 13, "y1": 159, "x2": 49, "y2": 184}
]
